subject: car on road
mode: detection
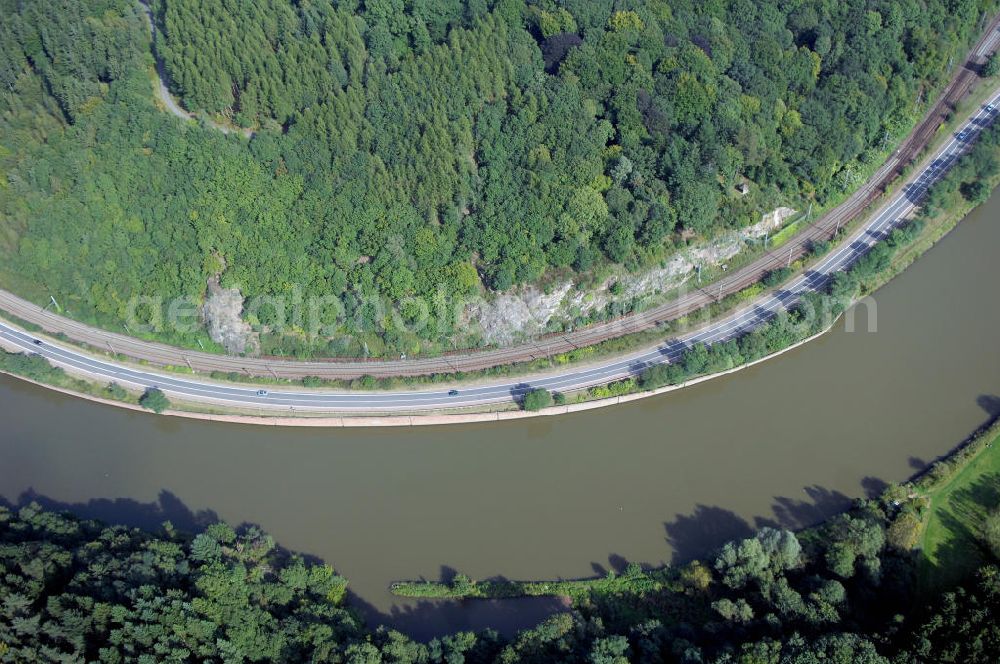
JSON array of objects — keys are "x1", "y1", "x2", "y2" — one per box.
[
  {"x1": 958, "y1": 128, "x2": 971, "y2": 140},
  {"x1": 32, "y1": 339, "x2": 42, "y2": 345},
  {"x1": 987, "y1": 103, "x2": 996, "y2": 112},
  {"x1": 448, "y1": 389, "x2": 459, "y2": 396},
  {"x1": 257, "y1": 389, "x2": 269, "y2": 397}
]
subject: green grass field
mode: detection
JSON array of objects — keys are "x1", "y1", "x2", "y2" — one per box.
[
  {"x1": 918, "y1": 432, "x2": 1000, "y2": 592},
  {"x1": 769, "y1": 216, "x2": 806, "y2": 247}
]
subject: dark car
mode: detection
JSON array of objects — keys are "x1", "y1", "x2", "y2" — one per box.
[
  {"x1": 32, "y1": 339, "x2": 42, "y2": 346},
  {"x1": 448, "y1": 389, "x2": 459, "y2": 396}
]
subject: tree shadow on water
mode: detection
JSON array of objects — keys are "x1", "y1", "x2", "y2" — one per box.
[
  {"x1": 861, "y1": 476, "x2": 889, "y2": 499},
  {"x1": 0, "y1": 490, "x2": 570, "y2": 641},
  {"x1": 977, "y1": 394, "x2": 1000, "y2": 419},
  {"x1": 662, "y1": 482, "x2": 875, "y2": 565},
  {"x1": 352, "y1": 564, "x2": 572, "y2": 641},
  {"x1": 589, "y1": 553, "x2": 633, "y2": 577},
  {"x1": 764, "y1": 485, "x2": 853, "y2": 531},
  {"x1": 0, "y1": 487, "x2": 220, "y2": 533},
  {"x1": 910, "y1": 395, "x2": 1000, "y2": 478},
  {"x1": 663, "y1": 504, "x2": 754, "y2": 564},
  {"x1": 347, "y1": 586, "x2": 570, "y2": 642}
]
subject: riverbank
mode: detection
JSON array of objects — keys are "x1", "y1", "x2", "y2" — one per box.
[
  {"x1": 1, "y1": 15, "x2": 998, "y2": 385},
  {"x1": 2, "y1": 65, "x2": 1000, "y2": 424},
  {"x1": 4, "y1": 186, "x2": 999, "y2": 639},
  {"x1": 0, "y1": 327, "x2": 830, "y2": 427},
  {"x1": 391, "y1": 416, "x2": 1000, "y2": 603},
  {"x1": 575, "y1": 113, "x2": 1000, "y2": 403},
  {"x1": 5, "y1": 450, "x2": 998, "y2": 661},
  {"x1": 914, "y1": 418, "x2": 1000, "y2": 591},
  {"x1": 0, "y1": 135, "x2": 993, "y2": 427}
]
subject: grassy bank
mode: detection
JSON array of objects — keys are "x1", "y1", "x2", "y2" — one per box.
[
  {"x1": 914, "y1": 421, "x2": 1000, "y2": 592},
  {"x1": 391, "y1": 565, "x2": 676, "y2": 603},
  {"x1": 0, "y1": 348, "x2": 140, "y2": 408},
  {"x1": 393, "y1": 417, "x2": 1000, "y2": 605}
]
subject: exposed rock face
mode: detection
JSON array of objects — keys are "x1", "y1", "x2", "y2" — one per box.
[
  {"x1": 747, "y1": 207, "x2": 797, "y2": 238},
  {"x1": 619, "y1": 236, "x2": 745, "y2": 300},
  {"x1": 467, "y1": 283, "x2": 574, "y2": 346},
  {"x1": 466, "y1": 207, "x2": 796, "y2": 345},
  {"x1": 202, "y1": 278, "x2": 257, "y2": 355}
]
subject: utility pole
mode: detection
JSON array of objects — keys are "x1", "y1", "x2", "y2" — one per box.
[
  {"x1": 697, "y1": 264, "x2": 702, "y2": 284},
  {"x1": 46, "y1": 295, "x2": 61, "y2": 312},
  {"x1": 123, "y1": 323, "x2": 132, "y2": 335},
  {"x1": 184, "y1": 356, "x2": 193, "y2": 371},
  {"x1": 787, "y1": 245, "x2": 793, "y2": 269},
  {"x1": 197, "y1": 339, "x2": 205, "y2": 350},
  {"x1": 107, "y1": 341, "x2": 116, "y2": 355}
]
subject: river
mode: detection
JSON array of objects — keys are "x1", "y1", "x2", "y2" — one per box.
[{"x1": 2, "y1": 191, "x2": 999, "y2": 639}]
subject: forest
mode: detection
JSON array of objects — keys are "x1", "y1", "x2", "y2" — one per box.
[
  {"x1": 1, "y1": 0, "x2": 998, "y2": 357},
  {"x1": 2, "y1": 451, "x2": 1000, "y2": 662}
]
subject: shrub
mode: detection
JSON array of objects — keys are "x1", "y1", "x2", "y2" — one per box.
[
  {"x1": 984, "y1": 51, "x2": 1000, "y2": 77},
  {"x1": 762, "y1": 267, "x2": 794, "y2": 288},
  {"x1": 105, "y1": 382, "x2": 128, "y2": 401},
  {"x1": 0, "y1": 351, "x2": 66, "y2": 382},
  {"x1": 588, "y1": 378, "x2": 636, "y2": 399},
  {"x1": 960, "y1": 180, "x2": 991, "y2": 204},
  {"x1": 886, "y1": 511, "x2": 923, "y2": 551},
  {"x1": 139, "y1": 387, "x2": 171, "y2": 414},
  {"x1": 522, "y1": 388, "x2": 553, "y2": 411},
  {"x1": 639, "y1": 363, "x2": 673, "y2": 390},
  {"x1": 809, "y1": 239, "x2": 832, "y2": 256},
  {"x1": 985, "y1": 507, "x2": 1000, "y2": 559}
]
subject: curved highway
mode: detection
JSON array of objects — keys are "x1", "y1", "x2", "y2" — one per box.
[
  {"x1": 2, "y1": 91, "x2": 999, "y2": 414},
  {"x1": 2, "y1": 21, "x2": 998, "y2": 381}
]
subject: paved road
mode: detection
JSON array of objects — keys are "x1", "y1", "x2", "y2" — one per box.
[
  {"x1": 3, "y1": 90, "x2": 999, "y2": 413},
  {"x1": 3, "y1": 17, "x2": 999, "y2": 380}
]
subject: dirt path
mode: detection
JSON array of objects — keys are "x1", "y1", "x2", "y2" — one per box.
[{"x1": 138, "y1": 0, "x2": 253, "y2": 138}]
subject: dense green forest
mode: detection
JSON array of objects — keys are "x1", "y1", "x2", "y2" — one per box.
[
  {"x1": 2, "y1": 465, "x2": 1000, "y2": 662},
  {"x1": 1, "y1": 0, "x2": 997, "y2": 357}
]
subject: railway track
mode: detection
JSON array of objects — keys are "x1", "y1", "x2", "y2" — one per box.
[{"x1": 1, "y1": 16, "x2": 999, "y2": 381}]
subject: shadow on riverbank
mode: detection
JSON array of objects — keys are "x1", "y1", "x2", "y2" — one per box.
[
  {"x1": 661, "y1": 484, "x2": 860, "y2": 565},
  {"x1": 660, "y1": 394, "x2": 1000, "y2": 565},
  {"x1": 0, "y1": 488, "x2": 570, "y2": 640},
  {"x1": 346, "y1": 586, "x2": 571, "y2": 641},
  {"x1": 0, "y1": 487, "x2": 220, "y2": 534},
  {"x1": 5, "y1": 392, "x2": 998, "y2": 641}
]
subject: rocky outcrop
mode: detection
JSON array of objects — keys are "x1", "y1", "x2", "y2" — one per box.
[{"x1": 202, "y1": 278, "x2": 257, "y2": 355}]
